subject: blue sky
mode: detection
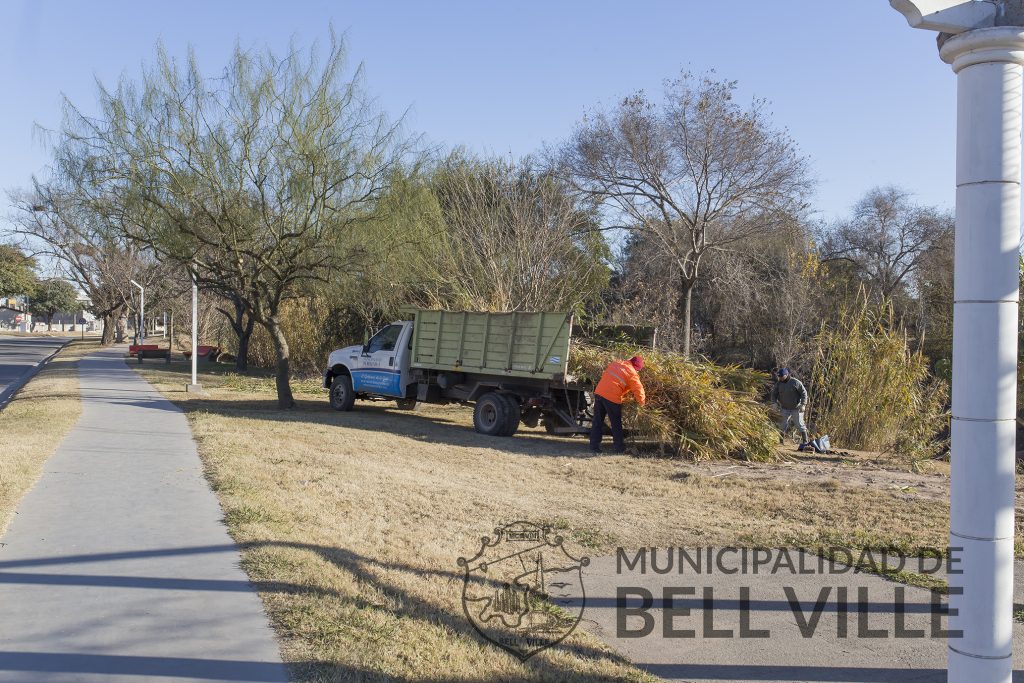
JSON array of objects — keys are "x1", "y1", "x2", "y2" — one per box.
[{"x1": 0, "y1": 1, "x2": 956, "y2": 227}]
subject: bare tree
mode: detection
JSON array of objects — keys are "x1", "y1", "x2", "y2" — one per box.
[
  {"x1": 558, "y1": 72, "x2": 812, "y2": 356},
  {"x1": 215, "y1": 294, "x2": 256, "y2": 372},
  {"x1": 913, "y1": 226, "x2": 954, "y2": 360},
  {"x1": 11, "y1": 186, "x2": 153, "y2": 344},
  {"x1": 821, "y1": 186, "x2": 953, "y2": 299}
]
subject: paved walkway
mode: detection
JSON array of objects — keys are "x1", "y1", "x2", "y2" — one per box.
[{"x1": 0, "y1": 348, "x2": 287, "y2": 682}]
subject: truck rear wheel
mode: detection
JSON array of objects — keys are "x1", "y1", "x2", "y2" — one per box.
[
  {"x1": 498, "y1": 394, "x2": 521, "y2": 437},
  {"x1": 543, "y1": 416, "x2": 560, "y2": 434},
  {"x1": 474, "y1": 392, "x2": 511, "y2": 436},
  {"x1": 329, "y1": 374, "x2": 355, "y2": 411}
]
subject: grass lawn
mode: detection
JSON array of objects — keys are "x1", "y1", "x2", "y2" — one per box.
[
  {"x1": 130, "y1": 357, "x2": 968, "y2": 682},
  {"x1": 0, "y1": 339, "x2": 99, "y2": 535}
]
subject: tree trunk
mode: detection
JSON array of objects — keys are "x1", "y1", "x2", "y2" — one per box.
[
  {"x1": 219, "y1": 299, "x2": 255, "y2": 372},
  {"x1": 46, "y1": 314, "x2": 53, "y2": 331},
  {"x1": 264, "y1": 316, "x2": 295, "y2": 409},
  {"x1": 679, "y1": 280, "x2": 694, "y2": 359},
  {"x1": 116, "y1": 315, "x2": 127, "y2": 343},
  {"x1": 235, "y1": 317, "x2": 254, "y2": 372},
  {"x1": 101, "y1": 313, "x2": 117, "y2": 345}
]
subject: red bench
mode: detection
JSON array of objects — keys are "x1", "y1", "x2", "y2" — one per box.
[
  {"x1": 128, "y1": 344, "x2": 160, "y2": 357},
  {"x1": 183, "y1": 345, "x2": 220, "y2": 361}
]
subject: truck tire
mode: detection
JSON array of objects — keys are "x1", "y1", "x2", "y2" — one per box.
[
  {"x1": 474, "y1": 392, "x2": 511, "y2": 436},
  {"x1": 543, "y1": 416, "x2": 560, "y2": 434},
  {"x1": 395, "y1": 398, "x2": 419, "y2": 411},
  {"x1": 497, "y1": 394, "x2": 521, "y2": 436},
  {"x1": 329, "y1": 374, "x2": 356, "y2": 411}
]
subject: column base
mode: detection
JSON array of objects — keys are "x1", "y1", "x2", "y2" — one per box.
[{"x1": 949, "y1": 646, "x2": 1012, "y2": 683}]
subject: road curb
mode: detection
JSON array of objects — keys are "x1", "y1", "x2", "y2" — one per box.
[{"x1": 0, "y1": 339, "x2": 74, "y2": 412}]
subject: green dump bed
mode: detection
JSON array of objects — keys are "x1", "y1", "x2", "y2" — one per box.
[{"x1": 411, "y1": 310, "x2": 573, "y2": 381}]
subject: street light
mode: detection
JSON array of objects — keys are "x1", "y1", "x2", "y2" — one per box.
[
  {"x1": 129, "y1": 279, "x2": 144, "y2": 343},
  {"x1": 185, "y1": 269, "x2": 203, "y2": 393},
  {"x1": 130, "y1": 278, "x2": 144, "y2": 366},
  {"x1": 890, "y1": 2, "x2": 1024, "y2": 681}
]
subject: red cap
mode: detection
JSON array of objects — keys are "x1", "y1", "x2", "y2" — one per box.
[{"x1": 630, "y1": 356, "x2": 644, "y2": 370}]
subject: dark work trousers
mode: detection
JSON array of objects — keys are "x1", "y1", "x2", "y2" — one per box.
[{"x1": 590, "y1": 395, "x2": 624, "y2": 452}]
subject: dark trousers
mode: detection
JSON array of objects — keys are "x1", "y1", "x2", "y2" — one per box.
[{"x1": 590, "y1": 395, "x2": 624, "y2": 452}]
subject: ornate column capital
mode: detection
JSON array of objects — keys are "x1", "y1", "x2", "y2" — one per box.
[{"x1": 940, "y1": 26, "x2": 1024, "y2": 71}]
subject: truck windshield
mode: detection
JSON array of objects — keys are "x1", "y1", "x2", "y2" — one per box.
[{"x1": 367, "y1": 324, "x2": 402, "y2": 353}]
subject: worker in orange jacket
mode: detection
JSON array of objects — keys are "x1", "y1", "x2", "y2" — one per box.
[{"x1": 590, "y1": 355, "x2": 646, "y2": 453}]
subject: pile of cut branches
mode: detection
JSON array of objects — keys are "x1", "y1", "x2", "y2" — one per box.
[{"x1": 570, "y1": 343, "x2": 778, "y2": 461}]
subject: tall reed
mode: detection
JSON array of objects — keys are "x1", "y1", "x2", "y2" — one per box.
[{"x1": 807, "y1": 297, "x2": 948, "y2": 455}]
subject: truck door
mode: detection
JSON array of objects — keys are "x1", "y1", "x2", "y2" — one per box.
[{"x1": 351, "y1": 323, "x2": 405, "y2": 397}]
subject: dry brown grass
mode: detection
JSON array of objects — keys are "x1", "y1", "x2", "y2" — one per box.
[
  {"x1": 136, "y1": 360, "x2": 958, "y2": 682},
  {"x1": 0, "y1": 339, "x2": 98, "y2": 535}
]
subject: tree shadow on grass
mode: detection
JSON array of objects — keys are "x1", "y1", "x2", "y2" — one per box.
[
  {"x1": 4, "y1": 539, "x2": 998, "y2": 682},
  {"x1": 174, "y1": 387, "x2": 601, "y2": 460},
  {"x1": 0, "y1": 539, "x2": 634, "y2": 683}
]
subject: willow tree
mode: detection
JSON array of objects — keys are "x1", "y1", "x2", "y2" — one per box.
[
  {"x1": 51, "y1": 36, "x2": 404, "y2": 407},
  {"x1": 421, "y1": 155, "x2": 610, "y2": 312},
  {"x1": 559, "y1": 72, "x2": 812, "y2": 357}
]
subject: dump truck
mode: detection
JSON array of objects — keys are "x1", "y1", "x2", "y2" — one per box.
[{"x1": 322, "y1": 310, "x2": 592, "y2": 436}]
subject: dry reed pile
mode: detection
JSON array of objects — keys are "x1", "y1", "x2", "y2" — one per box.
[{"x1": 570, "y1": 343, "x2": 778, "y2": 461}]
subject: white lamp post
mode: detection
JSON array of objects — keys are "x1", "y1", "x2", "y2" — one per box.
[
  {"x1": 891, "y1": 2, "x2": 1024, "y2": 681},
  {"x1": 130, "y1": 279, "x2": 144, "y2": 364},
  {"x1": 186, "y1": 270, "x2": 203, "y2": 393},
  {"x1": 129, "y1": 279, "x2": 144, "y2": 342}
]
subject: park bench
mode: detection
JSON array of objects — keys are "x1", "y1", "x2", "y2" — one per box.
[
  {"x1": 139, "y1": 347, "x2": 170, "y2": 359},
  {"x1": 183, "y1": 345, "x2": 220, "y2": 363},
  {"x1": 128, "y1": 344, "x2": 160, "y2": 357}
]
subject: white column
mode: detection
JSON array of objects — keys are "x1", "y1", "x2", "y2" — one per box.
[
  {"x1": 191, "y1": 275, "x2": 198, "y2": 387},
  {"x1": 940, "y1": 27, "x2": 1024, "y2": 682}
]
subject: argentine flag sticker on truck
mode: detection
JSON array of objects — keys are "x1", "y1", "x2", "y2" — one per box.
[{"x1": 548, "y1": 356, "x2": 561, "y2": 365}]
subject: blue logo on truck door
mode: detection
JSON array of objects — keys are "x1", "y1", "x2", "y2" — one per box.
[{"x1": 351, "y1": 369, "x2": 402, "y2": 396}]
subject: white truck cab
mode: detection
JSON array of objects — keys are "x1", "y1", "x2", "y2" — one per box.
[{"x1": 324, "y1": 321, "x2": 415, "y2": 405}]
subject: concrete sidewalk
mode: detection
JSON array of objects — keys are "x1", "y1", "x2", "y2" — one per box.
[
  {"x1": 569, "y1": 550, "x2": 1024, "y2": 682},
  {"x1": 0, "y1": 347, "x2": 287, "y2": 682}
]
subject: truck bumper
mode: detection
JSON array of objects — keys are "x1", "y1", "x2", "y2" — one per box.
[{"x1": 322, "y1": 370, "x2": 332, "y2": 389}]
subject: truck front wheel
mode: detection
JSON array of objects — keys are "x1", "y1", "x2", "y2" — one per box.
[
  {"x1": 474, "y1": 392, "x2": 511, "y2": 436},
  {"x1": 329, "y1": 374, "x2": 356, "y2": 411}
]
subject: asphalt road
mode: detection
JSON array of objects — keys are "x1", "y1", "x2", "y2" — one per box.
[{"x1": 0, "y1": 336, "x2": 71, "y2": 408}]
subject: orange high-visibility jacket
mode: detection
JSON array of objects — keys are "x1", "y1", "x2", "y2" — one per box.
[{"x1": 595, "y1": 360, "x2": 646, "y2": 406}]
